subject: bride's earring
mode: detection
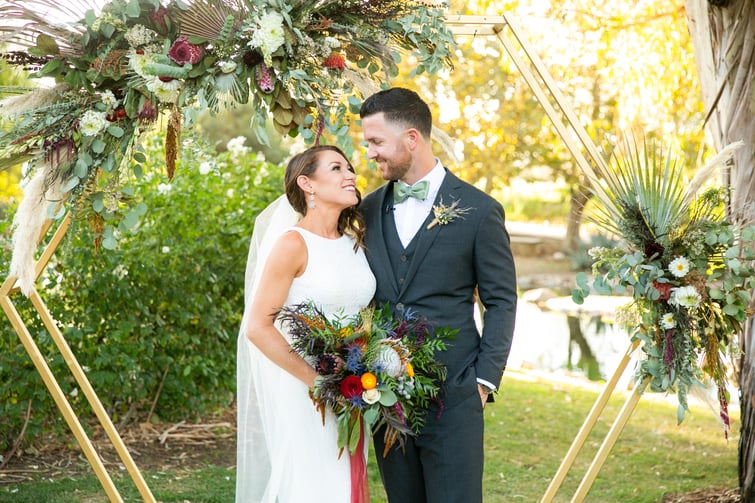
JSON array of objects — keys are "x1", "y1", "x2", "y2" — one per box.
[{"x1": 308, "y1": 191, "x2": 316, "y2": 209}]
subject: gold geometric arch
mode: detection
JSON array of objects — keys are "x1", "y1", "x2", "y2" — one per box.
[{"x1": 2, "y1": 13, "x2": 625, "y2": 502}]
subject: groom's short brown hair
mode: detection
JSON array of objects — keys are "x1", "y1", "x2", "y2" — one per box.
[{"x1": 359, "y1": 87, "x2": 432, "y2": 139}]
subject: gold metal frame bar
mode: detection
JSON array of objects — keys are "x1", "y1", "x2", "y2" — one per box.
[{"x1": 0, "y1": 214, "x2": 155, "y2": 502}]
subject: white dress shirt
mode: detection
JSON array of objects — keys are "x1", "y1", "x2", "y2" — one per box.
[{"x1": 393, "y1": 160, "x2": 445, "y2": 247}]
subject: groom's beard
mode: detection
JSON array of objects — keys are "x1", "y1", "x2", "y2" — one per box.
[{"x1": 376, "y1": 149, "x2": 412, "y2": 182}]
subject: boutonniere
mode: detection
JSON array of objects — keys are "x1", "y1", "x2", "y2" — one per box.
[{"x1": 427, "y1": 197, "x2": 473, "y2": 229}]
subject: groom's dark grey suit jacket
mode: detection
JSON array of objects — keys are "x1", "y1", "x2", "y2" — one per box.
[{"x1": 360, "y1": 169, "x2": 517, "y2": 407}]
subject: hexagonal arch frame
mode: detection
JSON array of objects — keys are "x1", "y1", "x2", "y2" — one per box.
[{"x1": 0, "y1": 13, "x2": 636, "y2": 503}]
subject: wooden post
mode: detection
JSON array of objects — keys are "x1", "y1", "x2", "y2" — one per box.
[
  {"x1": 540, "y1": 339, "x2": 641, "y2": 502},
  {"x1": 0, "y1": 214, "x2": 155, "y2": 502},
  {"x1": 570, "y1": 377, "x2": 650, "y2": 502}
]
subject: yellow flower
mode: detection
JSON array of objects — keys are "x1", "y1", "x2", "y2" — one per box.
[
  {"x1": 405, "y1": 362, "x2": 414, "y2": 378},
  {"x1": 339, "y1": 326, "x2": 353, "y2": 338},
  {"x1": 361, "y1": 372, "x2": 377, "y2": 390}
]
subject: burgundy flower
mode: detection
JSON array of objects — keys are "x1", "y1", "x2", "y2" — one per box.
[
  {"x1": 150, "y1": 6, "x2": 170, "y2": 33},
  {"x1": 168, "y1": 36, "x2": 204, "y2": 65},
  {"x1": 663, "y1": 330, "x2": 674, "y2": 371},
  {"x1": 339, "y1": 375, "x2": 363, "y2": 399},
  {"x1": 242, "y1": 50, "x2": 263, "y2": 68},
  {"x1": 652, "y1": 280, "x2": 672, "y2": 302},
  {"x1": 719, "y1": 386, "x2": 730, "y2": 440},
  {"x1": 138, "y1": 99, "x2": 157, "y2": 122},
  {"x1": 644, "y1": 241, "x2": 664, "y2": 260},
  {"x1": 315, "y1": 354, "x2": 337, "y2": 375}
]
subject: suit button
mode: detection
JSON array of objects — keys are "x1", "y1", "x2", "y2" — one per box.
[
  {"x1": 399, "y1": 278, "x2": 404, "y2": 284},
  {"x1": 400, "y1": 255, "x2": 407, "y2": 262},
  {"x1": 396, "y1": 303, "x2": 405, "y2": 312}
]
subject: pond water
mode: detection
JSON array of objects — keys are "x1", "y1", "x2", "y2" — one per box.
[
  {"x1": 508, "y1": 300, "x2": 636, "y2": 387},
  {"x1": 507, "y1": 299, "x2": 739, "y2": 413}
]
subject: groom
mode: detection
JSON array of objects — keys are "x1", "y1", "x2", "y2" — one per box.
[{"x1": 359, "y1": 87, "x2": 518, "y2": 503}]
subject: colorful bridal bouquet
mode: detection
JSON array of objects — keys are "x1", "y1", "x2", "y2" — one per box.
[
  {"x1": 572, "y1": 138, "x2": 755, "y2": 438},
  {"x1": 278, "y1": 302, "x2": 453, "y2": 456},
  {"x1": 0, "y1": 0, "x2": 455, "y2": 249}
]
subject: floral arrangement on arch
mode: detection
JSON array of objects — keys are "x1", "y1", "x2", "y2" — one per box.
[
  {"x1": 572, "y1": 137, "x2": 755, "y2": 438},
  {"x1": 0, "y1": 0, "x2": 455, "y2": 261},
  {"x1": 278, "y1": 301, "x2": 452, "y2": 456}
]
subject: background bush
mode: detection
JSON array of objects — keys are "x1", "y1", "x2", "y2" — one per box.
[{"x1": 0, "y1": 131, "x2": 285, "y2": 451}]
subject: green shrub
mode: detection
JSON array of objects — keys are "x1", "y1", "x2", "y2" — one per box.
[{"x1": 0, "y1": 131, "x2": 284, "y2": 450}]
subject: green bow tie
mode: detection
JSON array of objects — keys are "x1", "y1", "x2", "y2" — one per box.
[{"x1": 393, "y1": 181, "x2": 430, "y2": 203}]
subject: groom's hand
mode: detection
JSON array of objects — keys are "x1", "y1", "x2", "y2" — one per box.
[{"x1": 477, "y1": 383, "x2": 492, "y2": 408}]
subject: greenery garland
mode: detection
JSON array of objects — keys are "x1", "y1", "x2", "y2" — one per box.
[
  {"x1": 572, "y1": 137, "x2": 755, "y2": 438},
  {"x1": 0, "y1": 0, "x2": 456, "y2": 248}
]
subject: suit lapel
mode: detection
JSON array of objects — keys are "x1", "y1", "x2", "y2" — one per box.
[{"x1": 399, "y1": 170, "x2": 463, "y2": 295}]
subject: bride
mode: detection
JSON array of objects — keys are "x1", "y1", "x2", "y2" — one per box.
[{"x1": 236, "y1": 145, "x2": 376, "y2": 502}]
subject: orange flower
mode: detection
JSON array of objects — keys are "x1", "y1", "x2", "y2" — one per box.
[
  {"x1": 405, "y1": 362, "x2": 415, "y2": 378},
  {"x1": 360, "y1": 372, "x2": 377, "y2": 390}
]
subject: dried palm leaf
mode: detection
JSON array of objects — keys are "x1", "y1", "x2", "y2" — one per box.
[
  {"x1": 0, "y1": 0, "x2": 101, "y2": 55},
  {"x1": 172, "y1": 0, "x2": 248, "y2": 41}
]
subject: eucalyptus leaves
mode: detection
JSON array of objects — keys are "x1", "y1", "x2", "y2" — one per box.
[{"x1": 0, "y1": 0, "x2": 456, "y2": 250}]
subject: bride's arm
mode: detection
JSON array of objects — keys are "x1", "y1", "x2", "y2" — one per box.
[{"x1": 245, "y1": 230, "x2": 319, "y2": 388}]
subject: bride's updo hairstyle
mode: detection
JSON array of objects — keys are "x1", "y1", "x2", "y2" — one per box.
[{"x1": 284, "y1": 145, "x2": 366, "y2": 250}]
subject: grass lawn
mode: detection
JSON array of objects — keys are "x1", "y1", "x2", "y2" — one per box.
[{"x1": 0, "y1": 370, "x2": 738, "y2": 502}]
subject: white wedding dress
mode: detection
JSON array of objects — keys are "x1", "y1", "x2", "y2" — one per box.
[{"x1": 236, "y1": 198, "x2": 376, "y2": 503}]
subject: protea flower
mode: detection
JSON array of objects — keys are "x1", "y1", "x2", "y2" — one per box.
[
  {"x1": 168, "y1": 36, "x2": 204, "y2": 65},
  {"x1": 255, "y1": 63, "x2": 275, "y2": 93}
]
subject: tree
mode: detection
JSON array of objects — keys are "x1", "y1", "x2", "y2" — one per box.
[
  {"x1": 684, "y1": 1, "x2": 755, "y2": 499},
  {"x1": 389, "y1": 0, "x2": 704, "y2": 252},
  {"x1": 0, "y1": 54, "x2": 31, "y2": 212}
]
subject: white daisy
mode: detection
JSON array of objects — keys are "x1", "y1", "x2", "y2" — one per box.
[
  {"x1": 668, "y1": 256, "x2": 690, "y2": 278},
  {"x1": 660, "y1": 312, "x2": 676, "y2": 329}
]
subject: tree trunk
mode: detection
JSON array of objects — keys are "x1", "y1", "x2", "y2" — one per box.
[{"x1": 685, "y1": 0, "x2": 755, "y2": 499}]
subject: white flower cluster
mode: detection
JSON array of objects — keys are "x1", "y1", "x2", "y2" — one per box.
[
  {"x1": 246, "y1": 11, "x2": 286, "y2": 65},
  {"x1": 362, "y1": 388, "x2": 381, "y2": 404},
  {"x1": 669, "y1": 285, "x2": 702, "y2": 309},
  {"x1": 124, "y1": 24, "x2": 156, "y2": 48},
  {"x1": 79, "y1": 110, "x2": 110, "y2": 136},
  {"x1": 226, "y1": 136, "x2": 249, "y2": 158}
]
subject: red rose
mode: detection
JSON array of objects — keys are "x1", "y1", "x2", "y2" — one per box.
[
  {"x1": 339, "y1": 375, "x2": 363, "y2": 399},
  {"x1": 168, "y1": 36, "x2": 204, "y2": 65}
]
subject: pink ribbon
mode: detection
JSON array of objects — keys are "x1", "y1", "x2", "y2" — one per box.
[{"x1": 349, "y1": 419, "x2": 370, "y2": 503}]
